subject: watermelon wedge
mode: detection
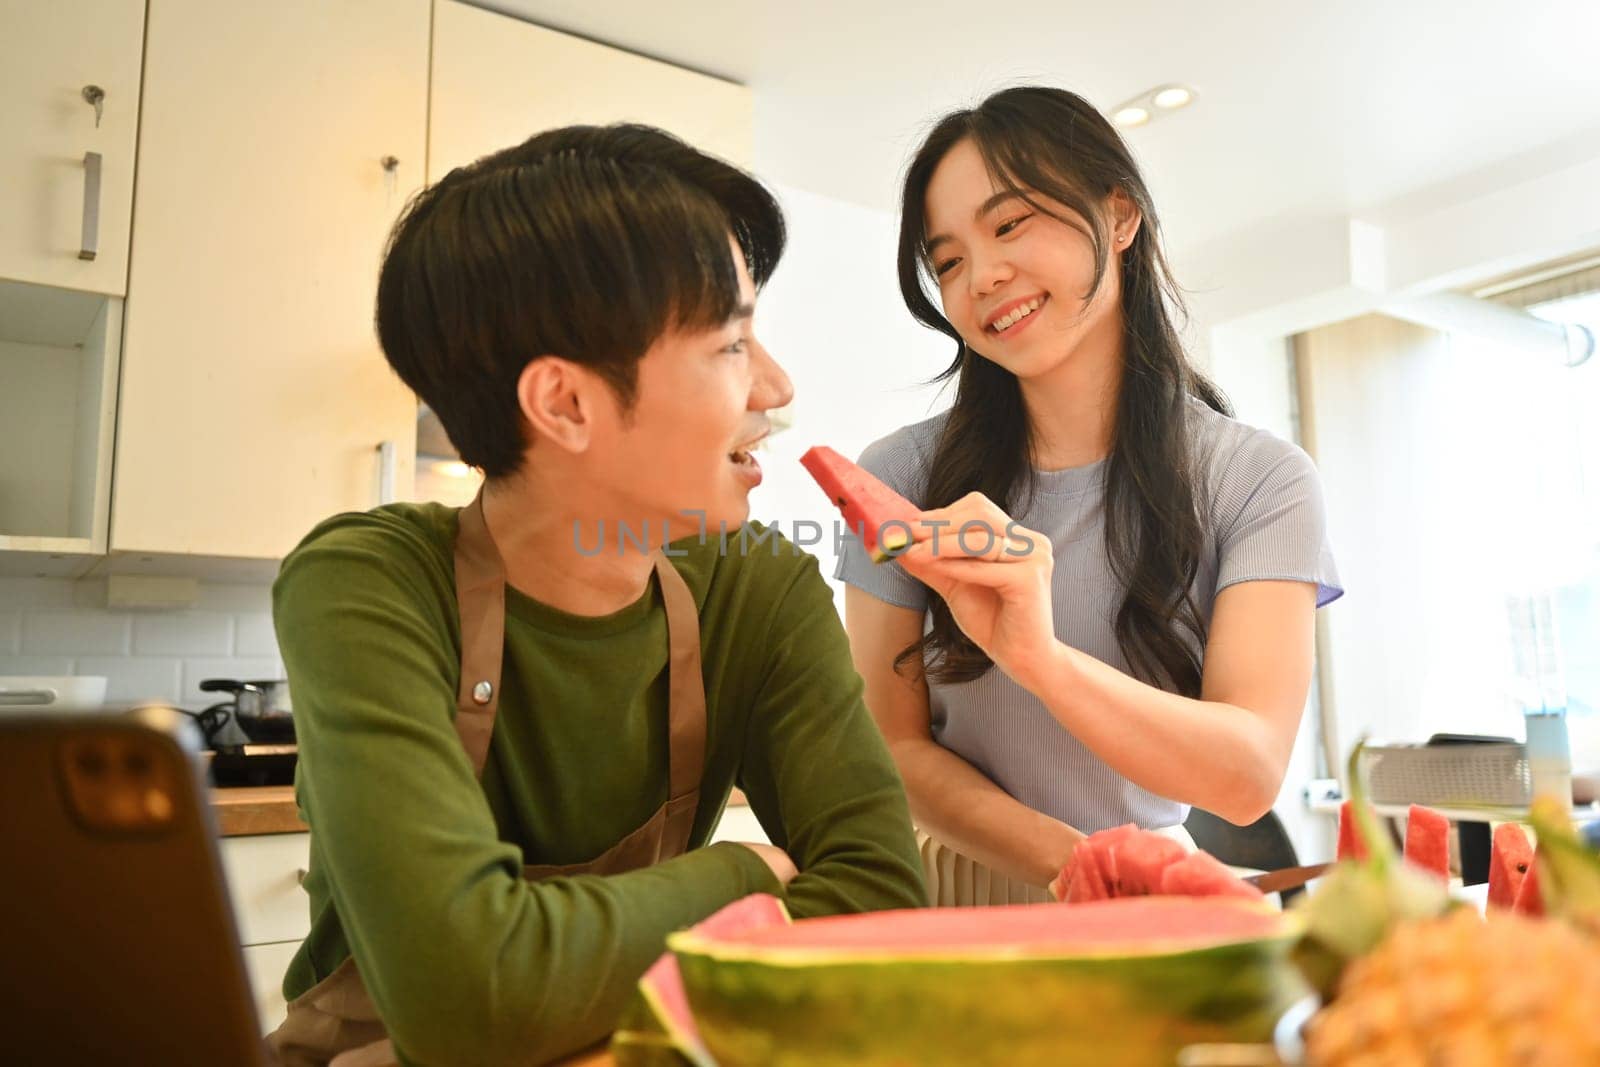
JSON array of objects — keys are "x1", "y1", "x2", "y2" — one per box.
[
  {"x1": 1487, "y1": 822, "x2": 1534, "y2": 910},
  {"x1": 1335, "y1": 799, "x2": 1369, "y2": 862},
  {"x1": 613, "y1": 893, "x2": 790, "y2": 1066},
  {"x1": 1514, "y1": 852, "x2": 1546, "y2": 917},
  {"x1": 1402, "y1": 804, "x2": 1450, "y2": 881},
  {"x1": 669, "y1": 897, "x2": 1308, "y2": 1066},
  {"x1": 1158, "y1": 851, "x2": 1266, "y2": 901},
  {"x1": 799, "y1": 446, "x2": 921, "y2": 562},
  {"x1": 1052, "y1": 824, "x2": 1256, "y2": 902}
]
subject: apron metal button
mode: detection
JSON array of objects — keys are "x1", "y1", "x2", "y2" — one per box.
[{"x1": 472, "y1": 681, "x2": 493, "y2": 704}]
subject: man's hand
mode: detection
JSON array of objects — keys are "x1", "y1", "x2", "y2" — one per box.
[{"x1": 737, "y1": 842, "x2": 798, "y2": 886}]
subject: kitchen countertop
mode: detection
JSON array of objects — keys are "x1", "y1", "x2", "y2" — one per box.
[{"x1": 210, "y1": 785, "x2": 751, "y2": 838}]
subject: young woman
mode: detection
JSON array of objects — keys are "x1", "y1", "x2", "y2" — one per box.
[{"x1": 837, "y1": 86, "x2": 1343, "y2": 906}]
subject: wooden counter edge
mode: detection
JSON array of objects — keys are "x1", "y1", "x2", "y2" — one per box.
[
  {"x1": 210, "y1": 785, "x2": 750, "y2": 838},
  {"x1": 210, "y1": 785, "x2": 307, "y2": 836}
]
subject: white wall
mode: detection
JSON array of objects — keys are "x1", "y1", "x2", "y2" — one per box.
[{"x1": 748, "y1": 180, "x2": 950, "y2": 609}]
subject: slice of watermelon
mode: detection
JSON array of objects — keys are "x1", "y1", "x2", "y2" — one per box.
[
  {"x1": 615, "y1": 893, "x2": 790, "y2": 1066},
  {"x1": 1487, "y1": 822, "x2": 1534, "y2": 910},
  {"x1": 1336, "y1": 799, "x2": 1370, "y2": 862},
  {"x1": 800, "y1": 446, "x2": 921, "y2": 562},
  {"x1": 1402, "y1": 804, "x2": 1450, "y2": 881},
  {"x1": 1114, "y1": 833, "x2": 1189, "y2": 897},
  {"x1": 1157, "y1": 851, "x2": 1266, "y2": 901},
  {"x1": 1513, "y1": 852, "x2": 1546, "y2": 917}
]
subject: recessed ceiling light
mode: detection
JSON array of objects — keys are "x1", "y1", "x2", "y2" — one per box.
[
  {"x1": 1110, "y1": 84, "x2": 1197, "y2": 131},
  {"x1": 1152, "y1": 86, "x2": 1194, "y2": 110}
]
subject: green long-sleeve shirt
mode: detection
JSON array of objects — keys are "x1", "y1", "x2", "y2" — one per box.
[{"x1": 273, "y1": 503, "x2": 926, "y2": 1065}]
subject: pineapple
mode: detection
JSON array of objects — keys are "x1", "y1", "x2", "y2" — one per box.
[{"x1": 1305, "y1": 908, "x2": 1600, "y2": 1066}]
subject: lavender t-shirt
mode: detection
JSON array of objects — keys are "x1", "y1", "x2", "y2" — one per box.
[{"x1": 835, "y1": 400, "x2": 1343, "y2": 834}]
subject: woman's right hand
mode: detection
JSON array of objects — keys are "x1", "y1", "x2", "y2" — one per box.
[{"x1": 738, "y1": 842, "x2": 798, "y2": 886}]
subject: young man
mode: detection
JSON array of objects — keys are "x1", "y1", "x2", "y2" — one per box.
[{"x1": 266, "y1": 125, "x2": 926, "y2": 1066}]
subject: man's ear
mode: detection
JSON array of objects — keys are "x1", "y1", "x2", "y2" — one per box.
[{"x1": 516, "y1": 357, "x2": 593, "y2": 454}]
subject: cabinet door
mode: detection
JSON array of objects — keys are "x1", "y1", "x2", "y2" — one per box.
[
  {"x1": 0, "y1": 0, "x2": 144, "y2": 295},
  {"x1": 110, "y1": 0, "x2": 428, "y2": 559},
  {"x1": 429, "y1": 0, "x2": 753, "y2": 182}
]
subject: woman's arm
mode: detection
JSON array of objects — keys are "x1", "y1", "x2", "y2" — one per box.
[
  {"x1": 897, "y1": 493, "x2": 1317, "y2": 826},
  {"x1": 845, "y1": 585, "x2": 1083, "y2": 885}
]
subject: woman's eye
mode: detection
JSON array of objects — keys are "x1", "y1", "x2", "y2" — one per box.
[
  {"x1": 723, "y1": 338, "x2": 749, "y2": 355},
  {"x1": 996, "y1": 214, "x2": 1032, "y2": 237},
  {"x1": 934, "y1": 258, "x2": 960, "y2": 277}
]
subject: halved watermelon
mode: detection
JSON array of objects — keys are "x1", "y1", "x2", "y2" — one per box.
[
  {"x1": 670, "y1": 897, "x2": 1308, "y2": 1066},
  {"x1": 1336, "y1": 799, "x2": 1370, "y2": 862},
  {"x1": 799, "y1": 446, "x2": 921, "y2": 562},
  {"x1": 1402, "y1": 804, "x2": 1450, "y2": 881},
  {"x1": 612, "y1": 893, "x2": 790, "y2": 1066},
  {"x1": 1487, "y1": 822, "x2": 1534, "y2": 910}
]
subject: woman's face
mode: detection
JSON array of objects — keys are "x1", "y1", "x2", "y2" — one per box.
[{"x1": 922, "y1": 138, "x2": 1129, "y2": 382}]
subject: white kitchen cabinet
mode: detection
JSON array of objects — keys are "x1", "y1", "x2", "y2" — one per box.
[
  {"x1": 0, "y1": 0, "x2": 144, "y2": 296},
  {"x1": 107, "y1": 0, "x2": 429, "y2": 561},
  {"x1": 428, "y1": 0, "x2": 753, "y2": 182},
  {"x1": 221, "y1": 831, "x2": 311, "y2": 1033},
  {"x1": 0, "y1": 0, "x2": 143, "y2": 574}
]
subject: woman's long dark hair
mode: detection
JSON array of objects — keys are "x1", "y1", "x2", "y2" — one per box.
[{"x1": 896, "y1": 86, "x2": 1229, "y2": 697}]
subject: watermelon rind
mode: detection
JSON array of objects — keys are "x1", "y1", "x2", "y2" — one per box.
[{"x1": 669, "y1": 899, "x2": 1307, "y2": 1067}]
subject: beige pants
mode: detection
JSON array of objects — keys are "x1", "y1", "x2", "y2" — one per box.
[{"x1": 917, "y1": 824, "x2": 1198, "y2": 907}]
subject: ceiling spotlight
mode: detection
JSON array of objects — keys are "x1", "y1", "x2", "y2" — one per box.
[
  {"x1": 1110, "y1": 84, "x2": 1197, "y2": 130},
  {"x1": 1152, "y1": 85, "x2": 1194, "y2": 110}
]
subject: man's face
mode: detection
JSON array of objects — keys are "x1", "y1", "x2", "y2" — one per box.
[{"x1": 586, "y1": 247, "x2": 793, "y2": 541}]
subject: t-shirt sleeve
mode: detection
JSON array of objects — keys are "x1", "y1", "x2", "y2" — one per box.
[
  {"x1": 832, "y1": 431, "x2": 932, "y2": 612},
  {"x1": 1212, "y1": 432, "x2": 1344, "y2": 607}
]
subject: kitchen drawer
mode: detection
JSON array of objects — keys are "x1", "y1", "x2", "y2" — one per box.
[
  {"x1": 242, "y1": 939, "x2": 301, "y2": 1034},
  {"x1": 221, "y1": 832, "x2": 312, "y2": 946}
]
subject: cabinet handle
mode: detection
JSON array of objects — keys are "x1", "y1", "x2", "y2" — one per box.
[
  {"x1": 376, "y1": 440, "x2": 397, "y2": 505},
  {"x1": 79, "y1": 151, "x2": 102, "y2": 261}
]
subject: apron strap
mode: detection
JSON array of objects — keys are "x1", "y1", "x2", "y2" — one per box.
[
  {"x1": 453, "y1": 492, "x2": 505, "y2": 775},
  {"x1": 654, "y1": 553, "x2": 706, "y2": 806}
]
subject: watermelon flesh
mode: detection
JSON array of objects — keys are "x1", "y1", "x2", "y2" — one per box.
[
  {"x1": 613, "y1": 893, "x2": 790, "y2": 1067},
  {"x1": 1053, "y1": 824, "x2": 1257, "y2": 902},
  {"x1": 1336, "y1": 799, "x2": 1369, "y2": 862},
  {"x1": 799, "y1": 446, "x2": 920, "y2": 562},
  {"x1": 1514, "y1": 852, "x2": 1546, "y2": 916},
  {"x1": 1159, "y1": 851, "x2": 1266, "y2": 901},
  {"x1": 1488, "y1": 822, "x2": 1535, "y2": 910},
  {"x1": 1402, "y1": 803, "x2": 1450, "y2": 881},
  {"x1": 670, "y1": 897, "x2": 1308, "y2": 1067}
]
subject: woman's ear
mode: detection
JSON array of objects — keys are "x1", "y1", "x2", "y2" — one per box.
[
  {"x1": 1108, "y1": 188, "x2": 1143, "y2": 248},
  {"x1": 516, "y1": 357, "x2": 591, "y2": 454}
]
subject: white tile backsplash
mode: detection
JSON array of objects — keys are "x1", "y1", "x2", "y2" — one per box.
[
  {"x1": 234, "y1": 613, "x2": 280, "y2": 657},
  {"x1": 133, "y1": 612, "x2": 234, "y2": 656},
  {"x1": 22, "y1": 612, "x2": 131, "y2": 656},
  {"x1": 0, "y1": 577, "x2": 279, "y2": 709},
  {"x1": 78, "y1": 656, "x2": 184, "y2": 704}
]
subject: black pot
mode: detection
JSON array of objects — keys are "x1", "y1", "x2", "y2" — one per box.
[{"x1": 194, "y1": 678, "x2": 294, "y2": 750}]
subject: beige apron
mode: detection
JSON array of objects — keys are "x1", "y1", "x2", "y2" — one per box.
[
  {"x1": 916, "y1": 823, "x2": 1197, "y2": 907},
  {"x1": 266, "y1": 493, "x2": 707, "y2": 1067}
]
